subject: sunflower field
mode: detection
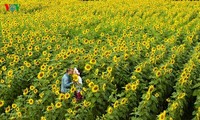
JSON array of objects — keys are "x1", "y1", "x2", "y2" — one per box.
[{"x1": 0, "y1": 0, "x2": 200, "y2": 120}]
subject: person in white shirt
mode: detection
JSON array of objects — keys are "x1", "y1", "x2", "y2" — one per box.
[{"x1": 73, "y1": 67, "x2": 83, "y2": 100}]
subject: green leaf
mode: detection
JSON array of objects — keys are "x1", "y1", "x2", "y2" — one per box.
[
  {"x1": 151, "y1": 95, "x2": 158, "y2": 104},
  {"x1": 193, "y1": 90, "x2": 200, "y2": 96},
  {"x1": 91, "y1": 97, "x2": 96, "y2": 103},
  {"x1": 111, "y1": 98, "x2": 117, "y2": 102},
  {"x1": 131, "y1": 117, "x2": 143, "y2": 120},
  {"x1": 97, "y1": 98, "x2": 102, "y2": 104},
  {"x1": 95, "y1": 93, "x2": 100, "y2": 98},
  {"x1": 87, "y1": 92, "x2": 92, "y2": 98},
  {"x1": 151, "y1": 103, "x2": 158, "y2": 113},
  {"x1": 108, "y1": 115, "x2": 114, "y2": 120},
  {"x1": 192, "y1": 83, "x2": 200, "y2": 89}
]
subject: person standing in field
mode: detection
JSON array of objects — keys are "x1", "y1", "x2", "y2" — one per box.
[
  {"x1": 73, "y1": 68, "x2": 83, "y2": 101},
  {"x1": 61, "y1": 68, "x2": 74, "y2": 93}
]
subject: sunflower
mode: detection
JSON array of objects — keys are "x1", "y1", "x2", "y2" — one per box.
[
  {"x1": 131, "y1": 84, "x2": 137, "y2": 91},
  {"x1": 113, "y1": 100, "x2": 119, "y2": 108},
  {"x1": 46, "y1": 58, "x2": 50, "y2": 62},
  {"x1": 148, "y1": 85, "x2": 154, "y2": 93},
  {"x1": 53, "y1": 72, "x2": 57, "y2": 78},
  {"x1": 88, "y1": 82, "x2": 94, "y2": 88},
  {"x1": 41, "y1": 116, "x2": 46, "y2": 120},
  {"x1": 177, "y1": 93, "x2": 186, "y2": 99},
  {"x1": 40, "y1": 64, "x2": 46, "y2": 71},
  {"x1": 67, "y1": 108, "x2": 73, "y2": 114},
  {"x1": 34, "y1": 60, "x2": 39, "y2": 66},
  {"x1": 70, "y1": 86, "x2": 76, "y2": 93},
  {"x1": 42, "y1": 51, "x2": 47, "y2": 56},
  {"x1": 171, "y1": 54, "x2": 176, "y2": 59},
  {"x1": 83, "y1": 100, "x2": 90, "y2": 107},
  {"x1": 82, "y1": 30, "x2": 87, "y2": 35},
  {"x1": 95, "y1": 27, "x2": 99, "y2": 32},
  {"x1": 2, "y1": 66, "x2": 6, "y2": 71},
  {"x1": 17, "y1": 112, "x2": 22, "y2": 118},
  {"x1": 131, "y1": 75, "x2": 136, "y2": 80},
  {"x1": 72, "y1": 74, "x2": 78, "y2": 82},
  {"x1": 92, "y1": 85, "x2": 99, "y2": 93},
  {"x1": 155, "y1": 93, "x2": 160, "y2": 98},
  {"x1": 7, "y1": 70, "x2": 13, "y2": 77},
  {"x1": 158, "y1": 110, "x2": 166, "y2": 120},
  {"x1": 120, "y1": 98, "x2": 128, "y2": 105},
  {"x1": 28, "y1": 98, "x2": 34, "y2": 105},
  {"x1": 47, "y1": 46, "x2": 52, "y2": 50},
  {"x1": 30, "y1": 85, "x2": 35, "y2": 90},
  {"x1": 20, "y1": 66, "x2": 25, "y2": 70},
  {"x1": 113, "y1": 47, "x2": 118, "y2": 52},
  {"x1": 90, "y1": 59, "x2": 96, "y2": 64},
  {"x1": 36, "y1": 99, "x2": 42, "y2": 105},
  {"x1": 84, "y1": 64, "x2": 92, "y2": 71},
  {"x1": 59, "y1": 93, "x2": 65, "y2": 100},
  {"x1": 72, "y1": 98, "x2": 77, "y2": 104},
  {"x1": 135, "y1": 66, "x2": 142, "y2": 73},
  {"x1": 156, "y1": 70, "x2": 161, "y2": 77},
  {"x1": 27, "y1": 45, "x2": 32, "y2": 51},
  {"x1": 48, "y1": 66, "x2": 53, "y2": 71},
  {"x1": 52, "y1": 88, "x2": 56, "y2": 93},
  {"x1": 34, "y1": 89, "x2": 38, "y2": 94},
  {"x1": 0, "y1": 79, "x2": 5, "y2": 84},
  {"x1": 95, "y1": 39, "x2": 101, "y2": 45},
  {"x1": 26, "y1": 63, "x2": 31, "y2": 68},
  {"x1": 145, "y1": 92, "x2": 151, "y2": 100},
  {"x1": 107, "y1": 67, "x2": 112, "y2": 73},
  {"x1": 12, "y1": 103, "x2": 17, "y2": 109},
  {"x1": 37, "y1": 72, "x2": 44, "y2": 79},
  {"x1": 14, "y1": 58, "x2": 19, "y2": 63},
  {"x1": 102, "y1": 83, "x2": 106, "y2": 91},
  {"x1": 181, "y1": 72, "x2": 187, "y2": 78},
  {"x1": 85, "y1": 79, "x2": 90, "y2": 84},
  {"x1": 56, "y1": 44, "x2": 61, "y2": 50},
  {"x1": 125, "y1": 83, "x2": 131, "y2": 91},
  {"x1": 170, "y1": 102, "x2": 178, "y2": 111},
  {"x1": 170, "y1": 59, "x2": 175, "y2": 64},
  {"x1": 107, "y1": 106, "x2": 113, "y2": 114},
  {"x1": 34, "y1": 46, "x2": 40, "y2": 51},
  {"x1": 94, "y1": 69, "x2": 99, "y2": 76},
  {"x1": 74, "y1": 56, "x2": 80, "y2": 62},
  {"x1": 39, "y1": 92, "x2": 44, "y2": 98},
  {"x1": 46, "y1": 105, "x2": 54, "y2": 112},
  {"x1": 23, "y1": 88, "x2": 29, "y2": 95},
  {"x1": 55, "y1": 102, "x2": 62, "y2": 109},
  {"x1": 168, "y1": 69, "x2": 173, "y2": 73},
  {"x1": 28, "y1": 51, "x2": 33, "y2": 57},
  {"x1": 56, "y1": 80, "x2": 59, "y2": 84},
  {"x1": 82, "y1": 87, "x2": 87, "y2": 92},
  {"x1": 166, "y1": 98, "x2": 170, "y2": 103},
  {"x1": 5, "y1": 106, "x2": 11, "y2": 113},
  {"x1": 0, "y1": 100, "x2": 4, "y2": 107},
  {"x1": 179, "y1": 78, "x2": 187, "y2": 85},
  {"x1": 100, "y1": 32, "x2": 104, "y2": 37},
  {"x1": 124, "y1": 54, "x2": 129, "y2": 60},
  {"x1": 113, "y1": 56, "x2": 118, "y2": 63},
  {"x1": 64, "y1": 93, "x2": 70, "y2": 99}
]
